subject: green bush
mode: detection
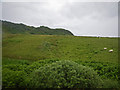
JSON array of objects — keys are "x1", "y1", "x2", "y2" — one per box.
[
  {"x1": 26, "y1": 60, "x2": 103, "y2": 88},
  {"x1": 3, "y1": 64, "x2": 27, "y2": 71},
  {"x1": 102, "y1": 79, "x2": 120, "y2": 88},
  {"x1": 25, "y1": 59, "x2": 59, "y2": 74},
  {"x1": 2, "y1": 68, "x2": 27, "y2": 88},
  {"x1": 75, "y1": 60, "x2": 119, "y2": 80}
]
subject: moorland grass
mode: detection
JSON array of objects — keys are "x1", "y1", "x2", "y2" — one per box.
[
  {"x1": 2, "y1": 34, "x2": 119, "y2": 88},
  {"x1": 3, "y1": 34, "x2": 118, "y2": 63}
]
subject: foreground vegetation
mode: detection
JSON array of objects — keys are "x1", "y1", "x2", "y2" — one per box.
[
  {"x1": 2, "y1": 34, "x2": 119, "y2": 88},
  {"x1": 2, "y1": 58, "x2": 119, "y2": 88}
]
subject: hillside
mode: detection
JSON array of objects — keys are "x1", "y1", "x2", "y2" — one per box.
[
  {"x1": 2, "y1": 34, "x2": 119, "y2": 88},
  {"x1": 2, "y1": 21, "x2": 119, "y2": 88},
  {"x1": 3, "y1": 34, "x2": 118, "y2": 63},
  {"x1": 2, "y1": 20, "x2": 74, "y2": 35}
]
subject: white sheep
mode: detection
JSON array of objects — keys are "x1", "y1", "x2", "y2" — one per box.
[
  {"x1": 104, "y1": 47, "x2": 107, "y2": 50},
  {"x1": 109, "y1": 49, "x2": 113, "y2": 52}
]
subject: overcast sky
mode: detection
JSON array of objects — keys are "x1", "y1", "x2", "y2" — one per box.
[{"x1": 2, "y1": 1, "x2": 118, "y2": 37}]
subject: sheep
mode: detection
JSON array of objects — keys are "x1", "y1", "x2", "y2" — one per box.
[
  {"x1": 109, "y1": 49, "x2": 113, "y2": 52},
  {"x1": 104, "y1": 47, "x2": 107, "y2": 50}
]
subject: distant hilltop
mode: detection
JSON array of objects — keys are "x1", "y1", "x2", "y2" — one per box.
[{"x1": 2, "y1": 20, "x2": 74, "y2": 35}]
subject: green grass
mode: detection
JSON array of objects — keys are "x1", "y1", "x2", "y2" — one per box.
[
  {"x1": 2, "y1": 57, "x2": 32, "y2": 66},
  {"x1": 3, "y1": 34, "x2": 118, "y2": 63},
  {"x1": 2, "y1": 34, "x2": 119, "y2": 88}
]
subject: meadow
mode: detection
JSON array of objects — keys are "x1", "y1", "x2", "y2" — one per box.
[{"x1": 2, "y1": 34, "x2": 119, "y2": 88}]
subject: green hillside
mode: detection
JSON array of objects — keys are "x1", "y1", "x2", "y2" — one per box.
[
  {"x1": 3, "y1": 34, "x2": 118, "y2": 63},
  {"x1": 2, "y1": 34, "x2": 119, "y2": 88},
  {"x1": 2, "y1": 19, "x2": 119, "y2": 89},
  {"x1": 2, "y1": 20, "x2": 74, "y2": 35}
]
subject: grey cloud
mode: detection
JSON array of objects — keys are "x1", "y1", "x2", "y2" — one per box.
[
  {"x1": 61, "y1": 2, "x2": 118, "y2": 19},
  {"x1": 0, "y1": 3, "x2": 1, "y2": 15},
  {"x1": 2, "y1": 2, "x2": 118, "y2": 37}
]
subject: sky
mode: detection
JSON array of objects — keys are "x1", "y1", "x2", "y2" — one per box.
[{"x1": 1, "y1": 1, "x2": 119, "y2": 37}]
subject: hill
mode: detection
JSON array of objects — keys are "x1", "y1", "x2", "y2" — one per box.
[
  {"x1": 2, "y1": 20, "x2": 119, "y2": 88},
  {"x1": 2, "y1": 34, "x2": 119, "y2": 88},
  {"x1": 2, "y1": 20, "x2": 74, "y2": 35},
  {"x1": 3, "y1": 34, "x2": 118, "y2": 63}
]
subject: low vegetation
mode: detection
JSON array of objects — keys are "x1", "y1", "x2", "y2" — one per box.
[
  {"x1": 26, "y1": 60, "x2": 104, "y2": 88},
  {"x1": 2, "y1": 33, "x2": 119, "y2": 88},
  {"x1": 2, "y1": 58, "x2": 119, "y2": 88}
]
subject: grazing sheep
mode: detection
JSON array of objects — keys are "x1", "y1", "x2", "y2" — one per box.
[
  {"x1": 109, "y1": 49, "x2": 113, "y2": 52},
  {"x1": 104, "y1": 47, "x2": 107, "y2": 50}
]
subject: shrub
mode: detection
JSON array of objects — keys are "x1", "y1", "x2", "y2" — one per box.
[
  {"x1": 2, "y1": 68, "x2": 27, "y2": 88},
  {"x1": 102, "y1": 79, "x2": 120, "y2": 88},
  {"x1": 74, "y1": 60, "x2": 119, "y2": 80},
  {"x1": 25, "y1": 59, "x2": 59, "y2": 74},
  {"x1": 26, "y1": 60, "x2": 103, "y2": 88},
  {"x1": 3, "y1": 64, "x2": 27, "y2": 71}
]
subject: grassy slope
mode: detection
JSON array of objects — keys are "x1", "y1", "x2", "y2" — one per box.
[
  {"x1": 2, "y1": 21, "x2": 74, "y2": 35},
  {"x1": 2, "y1": 34, "x2": 119, "y2": 88},
  {"x1": 3, "y1": 34, "x2": 118, "y2": 64}
]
